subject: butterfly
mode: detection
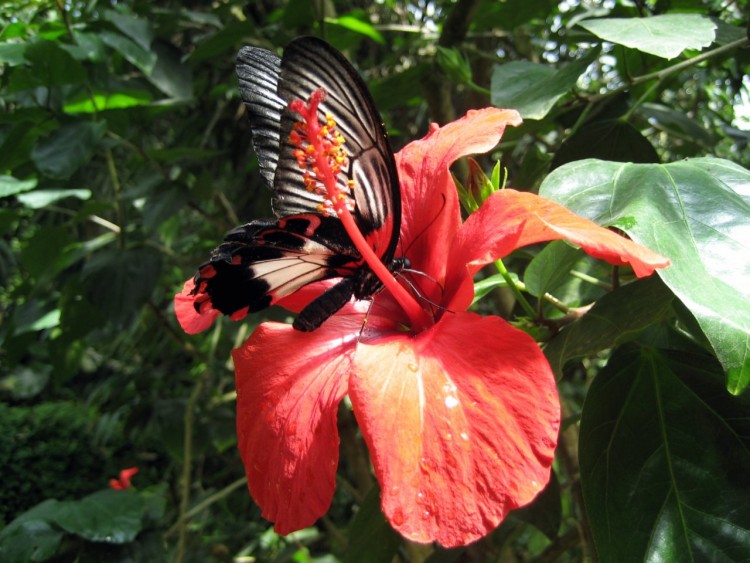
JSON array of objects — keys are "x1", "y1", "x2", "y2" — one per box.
[{"x1": 187, "y1": 37, "x2": 404, "y2": 332}]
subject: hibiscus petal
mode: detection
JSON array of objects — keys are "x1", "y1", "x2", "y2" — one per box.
[
  {"x1": 174, "y1": 279, "x2": 220, "y2": 334},
  {"x1": 396, "y1": 108, "x2": 522, "y2": 294},
  {"x1": 350, "y1": 312, "x2": 560, "y2": 547},
  {"x1": 232, "y1": 319, "x2": 354, "y2": 534},
  {"x1": 445, "y1": 189, "x2": 671, "y2": 310}
]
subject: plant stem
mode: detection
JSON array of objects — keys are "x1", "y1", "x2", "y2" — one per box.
[
  {"x1": 174, "y1": 371, "x2": 207, "y2": 563},
  {"x1": 494, "y1": 258, "x2": 537, "y2": 318}
]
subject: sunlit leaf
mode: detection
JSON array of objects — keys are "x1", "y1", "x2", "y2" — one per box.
[
  {"x1": 326, "y1": 15, "x2": 385, "y2": 44},
  {"x1": 540, "y1": 158, "x2": 750, "y2": 393},
  {"x1": 0, "y1": 175, "x2": 37, "y2": 198},
  {"x1": 16, "y1": 189, "x2": 92, "y2": 208},
  {"x1": 579, "y1": 15, "x2": 716, "y2": 59},
  {"x1": 64, "y1": 89, "x2": 152, "y2": 113}
]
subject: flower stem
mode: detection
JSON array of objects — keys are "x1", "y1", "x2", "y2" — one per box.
[{"x1": 494, "y1": 258, "x2": 536, "y2": 318}]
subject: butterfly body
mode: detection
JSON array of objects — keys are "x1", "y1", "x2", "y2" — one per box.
[{"x1": 188, "y1": 40, "x2": 403, "y2": 332}]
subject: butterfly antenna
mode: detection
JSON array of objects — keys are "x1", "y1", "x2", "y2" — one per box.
[{"x1": 396, "y1": 269, "x2": 453, "y2": 316}]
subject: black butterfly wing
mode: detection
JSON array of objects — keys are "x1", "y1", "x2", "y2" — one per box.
[
  {"x1": 235, "y1": 45, "x2": 283, "y2": 189},
  {"x1": 237, "y1": 37, "x2": 401, "y2": 263},
  {"x1": 192, "y1": 215, "x2": 361, "y2": 321}
]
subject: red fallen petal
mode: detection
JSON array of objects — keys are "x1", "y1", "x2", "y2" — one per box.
[
  {"x1": 396, "y1": 108, "x2": 522, "y2": 297},
  {"x1": 350, "y1": 312, "x2": 560, "y2": 547},
  {"x1": 174, "y1": 279, "x2": 220, "y2": 334},
  {"x1": 232, "y1": 319, "x2": 353, "y2": 534},
  {"x1": 445, "y1": 189, "x2": 671, "y2": 310},
  {"x1": 109, "y1": 466, "x2": 138, "y2": 490}
]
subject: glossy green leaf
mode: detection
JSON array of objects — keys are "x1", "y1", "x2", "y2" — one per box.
[
  {"x1": 539, "y1": 158, "x2": 750, "y2": 393},
  {"x1": 544, "y1": 277, "x2": 674, "y2": 376},
  {"x1": 344, "y1": 485, "x2": 401, "y2": 563},
  {"x1": 580, "y1": 345, "x2": 750, "y2": 560},
  {"x1": 53, "y1": 490, "x2": 145, "y2": 543},
  {"x1": 0, "y1": 175, "x2": 37, "y2": 198},
  {"x1": 491, "y1": 50, "x2": 598, "y2": 119},
  {"x1": 30, "y1": 121, "x2": 107, "y2": 180},
  {"x1": 17, "y1": 189, "x2": 92, "y2": 208},
  {"x1": 579, "y1": 15, "x2": 716, "y2": 59}
]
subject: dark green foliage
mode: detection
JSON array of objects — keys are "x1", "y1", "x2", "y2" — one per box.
[{"x1": 0, "y1": 402, "x2": 109, "y2": 524}]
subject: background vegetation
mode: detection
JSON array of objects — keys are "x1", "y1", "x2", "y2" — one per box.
[{"x1": 1, "y1": 0, "x2": 748, "y2": 561}]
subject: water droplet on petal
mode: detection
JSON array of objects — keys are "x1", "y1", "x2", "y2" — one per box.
[
  {"x1": 445, "y1": 432, "x2": 452, "y2": 441},
  {"x1": 422, "y1": 509, "x2": 432, "y2": 519},
  {"x1": 460, "y1": 431, "x2": 470, "y2": 441},
  {"x1": 444, "y1": 395, "x2": 459, "y2": 409}
]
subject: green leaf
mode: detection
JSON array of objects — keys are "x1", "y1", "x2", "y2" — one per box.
[
  {"x1": 472, "y1": 272, "x2": 519, "y2": 305},
  {"x1": 326, "y1": 15, "x2": 385, "y2": 44},
  {"x1": 0, "y1": 42, "x2": 27, "y2": 66},
  {"x1": 30, "y1": 121, "x2": 107, "y2": 180},
  {"x1": 491, "y1": 50, "x2": 598, "y2": 119},
  {"x1": 63, "y1": 89, "x2": 153, "y2": 113},
  {"x1": 0, "y1": 500, "x2": 64, "y2": 563},
  {"x1": 22, "y1": 39, "x2": 86, "y2": 86},
  {"x1": 344, "y1": 485, "x2": 401, "y2": 563},
  {"x1": 551, "y1": 119, "x2": 660, "y2": 167},
  {"x1": 100, "y1": 30, "x2": 157, "y2": 74},
  {"x1": 147, "y1": 42, "x2": 193, "y2": 99},
  {"x1": 544, "y1": 276, "x2": 674, "y2": 376},
  {"x1": 539, "y1": 158, "x2": 750, "y2": 393},
  {"x1": 104, "y1": 9, "x2": 154, "y2": 52},
  {"x1": 17, "y1": 189, "x2": 92, "y2": 208},
  {"x1": 0, "y1": 175, "x2": 37, "y2": 198},
  {"x1": 185, "y1": 21, "x2": 255, "y2": 64},
  {"x1": 638, "y1": 102, "x2": 714, "y2": 148},
  {"x1": 579, "y1": 15, "x2": 717, "y2": 59},
  {"x1": 82, "y1": 247, "x2": 162, "y2": 327},
  {"x1": 53, "y1": 489, "x2": 145, "y2": 543},
  {"x1": 523, "y1": 241, "x2": 584, "y2": 298},
  {"x1": 580, "y1": 345, "x2": 750, "y2": 560}
]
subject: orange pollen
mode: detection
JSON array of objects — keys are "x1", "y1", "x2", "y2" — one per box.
[{"x1": 287, "y1": 90, "x2": 357, "y2": 217}]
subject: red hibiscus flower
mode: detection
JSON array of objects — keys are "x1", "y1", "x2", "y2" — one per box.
[
  {"x1": 109, "y1": 466, "x2": 139, "y2": 490},
  {"x1": 176, "y1": 108, "x2": 668, "y2": 547}
]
